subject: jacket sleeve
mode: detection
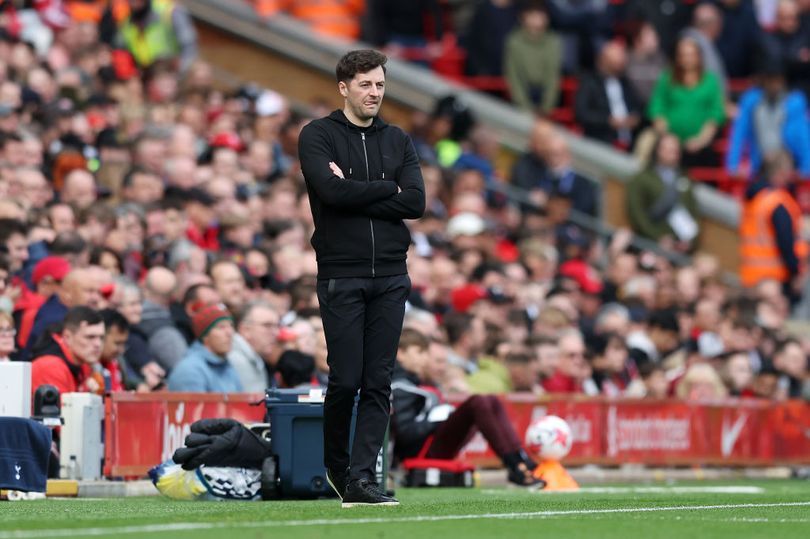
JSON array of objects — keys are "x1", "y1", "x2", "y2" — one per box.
[
  {"x1": 726, "y1": 90, "x2": 756, "y2": 173},
  {"x1": 149, "y1": 327, "x2": 188, "y2": 371},
  {"x1": 772, "y1": 204, "x2": 799, "y2": 276},
  {"x1": 787, "y1": 92, "x2": 810, "y2": 177},
  {"x1": 541, "y1": 35, "x2": 562, "y2": 113},
  {"x1": 359, "y1": 135, "x2": 426, "y2": 220},
  {"x1": 626, "y1": 171, "x2": 660, "y2": 239},
  {"x1": 391, "y1": 384, "x2": 440, "y2": 449},
  {"x1": 299, "y1": 123, "x2": 398, "y2": 209}
]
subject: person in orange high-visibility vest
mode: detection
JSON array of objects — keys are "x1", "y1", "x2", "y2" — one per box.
[
  {"x1": 253, "y1": 0, "x2": 364, "y2": 41},
  {"x1": 739, "y1": 151, "x2": 808, "y2": 302}
]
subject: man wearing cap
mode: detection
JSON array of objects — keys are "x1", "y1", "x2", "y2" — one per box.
[
  {"x1": 167, "y1": 302, "x2": 242, "y2": 393},
  {"x1": 16, "y1": 256, "x2": 71, "y2": 350},
  {"x1": 298, "y1": 50, "x2": 425, "y2": 506}
]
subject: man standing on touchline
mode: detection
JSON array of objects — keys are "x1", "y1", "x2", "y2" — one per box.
[{"x1": 298, "y1": 49, "x2": 425, "y2": 507}]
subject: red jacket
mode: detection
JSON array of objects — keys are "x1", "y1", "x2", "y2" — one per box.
[{"x1": 30, "y1": 334, "x2": 92, "y2": 398}]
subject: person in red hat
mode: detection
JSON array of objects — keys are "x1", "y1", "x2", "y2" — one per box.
[
  {"x1": 166, "y1": 302, "x2": 242, "y2": 393},
  {"x1": 16, "y1": 256, "x2": 71, "y2": 349}
]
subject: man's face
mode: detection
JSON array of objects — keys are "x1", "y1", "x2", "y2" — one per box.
[
  {"x1": 5, "y1": 232, "x2": 28, "y2": 272},
  {"x1": 64, "y1": 322, "x2": 105, "y2": 364},
  {"x1": 203, "y1": 319, "x2": 234, "y2": 357},
  {"x1": 211, "y1": 263, "x2": 246, "y2": 310},
  {"x1": 240, "y1": 306, "x2": 279, "y2": 360},
  {"x1": 102, "y1": 326, "x2": 129, "y2": 361},
  {"x1": 341, "y1": 66, "x2": 385, "y2": 123}
]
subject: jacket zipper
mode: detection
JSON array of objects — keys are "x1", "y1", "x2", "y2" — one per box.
[{"x1": 361, "y1": 131, "x2": 376, "y2": 277}]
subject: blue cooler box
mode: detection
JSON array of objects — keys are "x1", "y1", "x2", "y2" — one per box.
[
  {"x1": 263, "y1": 388, "x2": 391, "y2": 499},
  {"x1": 264, "y1": 388, "x2": 330, "y2": 499}
]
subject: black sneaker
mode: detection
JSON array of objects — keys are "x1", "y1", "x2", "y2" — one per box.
[
  {"x1": 326, "y1": 467, "x2": 348, "y2": 500},
  {"x1": 341, "y1": 479, "x2": 400, "y2": 508}
]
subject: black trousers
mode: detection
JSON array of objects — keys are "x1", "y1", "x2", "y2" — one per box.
[{"x1": 317, "y1": 274, "x2": 410, "y2": 482}]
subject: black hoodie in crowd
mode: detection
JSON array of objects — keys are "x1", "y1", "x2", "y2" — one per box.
[{"x1": 298, "y1": 110, "x2": 425, "y2": 279}]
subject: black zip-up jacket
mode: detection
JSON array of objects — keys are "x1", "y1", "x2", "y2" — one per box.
[
  {"x1": 298, "y1": 110, "x2": 425, "y2": 279},
  {"x1": 391, "y1": 363, "x2": 442, "y2": 460}
]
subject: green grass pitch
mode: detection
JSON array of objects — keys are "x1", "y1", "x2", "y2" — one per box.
[{"x1": 1, "y1": 480, "x2": 809, "y2": 539}]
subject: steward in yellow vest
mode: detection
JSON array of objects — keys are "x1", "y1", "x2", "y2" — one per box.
[{"x1": 117, "y1": 0, "x2": 197, "y2": 72}]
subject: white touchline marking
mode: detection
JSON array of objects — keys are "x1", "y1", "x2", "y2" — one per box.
[
  {"x1": 483, "y1": 486, "x2": 766, "y2": 495},
  {"x1": 1, "y1": 501, "x2": 809, "y2": 538}
]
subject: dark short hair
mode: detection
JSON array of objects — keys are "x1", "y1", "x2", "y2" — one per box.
[
  {"x1": 100, "y1": 308, "x2": 130, "y2": 332},
  {"x1": 63, "y1": 306, "x2": 103, "y2": 332},
  {"x1": 0, "y1": 219, "x2": 27, "y2": 246},
  {"x1": 335, "y1": 49, "x2": 387, "y2": 84}
]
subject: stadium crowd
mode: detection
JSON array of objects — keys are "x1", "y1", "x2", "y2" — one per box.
[{"x1": 0, "y1": 0, "x2": 806, "y2": 416}]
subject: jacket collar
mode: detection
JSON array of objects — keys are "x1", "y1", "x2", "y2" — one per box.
[
  {"x1": 327, "y1": 109, "x2": 388, "y2": 131},
  {"x1": 191, "y1": 341, "x2": 229, "y2": 365}
]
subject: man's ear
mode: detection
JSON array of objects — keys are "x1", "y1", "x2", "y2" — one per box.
[{"x1": 338, "y1": 81, "x2": 348, "y2": 98}]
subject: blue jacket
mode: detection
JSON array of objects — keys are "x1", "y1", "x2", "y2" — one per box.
[
  {"x1": 167, "y1": 341, "x2": 244, "y2": 393},
  {"x1": 726, "y1": 88, "x2": 810, "y2": 177}
]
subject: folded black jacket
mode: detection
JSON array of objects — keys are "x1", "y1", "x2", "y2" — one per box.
[{"x1": 298, "y1": 110, "x2": 425, "y2": 279}]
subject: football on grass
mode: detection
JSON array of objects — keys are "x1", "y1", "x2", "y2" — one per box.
[{"x1": 525, "y1": 415, "x2": 573, "y2": 461}]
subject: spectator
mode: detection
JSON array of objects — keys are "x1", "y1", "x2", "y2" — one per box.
[
  {"x1": 257, "y1": 0, "x2": 364, "y2": 41},
  {"x1": 0, "y1": 311, "x2": 15, "y2": 362},
  {"x1": 175, "y1": 282, "x2": 221, "y2": 345},
  {"x1": 648, "y1": 36, "x2": 726, "y2": 167},
  {"x1": 713, "y1": 0, "x2": 761, "y2": 79},
  {"x1": 588, "y1": 332, "x2": 634, "y2": 397},
  {"x1": 542, "y1": 328, "x2": 596, "y2": 393},
  {"x1": 758, "y1": 0, "x2": 810, "y2": 98},
  {"x1": 681, "y1": 2, "x2": 729, "y2": 94},
  {"x1": 30, "y1": 306, "x2": 105, "y2": 397},
  {"x1": 739, "y1": 151, "x2": 807, "y2": 300},
  {"x1": 540, "y1": 135, "x2": 599, "y2": 217},
  {"x1": 390, "y1": 328, "x2": 541, "y2": 486},
  {"x1": 209, "y1": 259, "x2": 248, "y2": 315},
  {"x1": 510, "y1": 118, "x2": 554, "y2": 196},
  {"x1": 504, "y1": 0, "x2": 562, "y2": 115},
  {"x1": 228, "y1": 301, "x2": 280, "y2": 392},
  {"x1": 574, "y1": 41, "x2": 643, "y2": 147},
  {"x1": 60, "y1": 169, "x2": 98, "y2": 211},
  {"x1": 675, "y1": 362, "x2": 728, "y2": 399},
  {"x1": 627, "y1": 134, "x2": 700, "y2": 253},
  {"x1": 109, "y1": 277, "x2": 165, "y2": 392},
  {"x1": 772, "y1": 338, "x2": 807, "y2": 398},
  {"x1": 167, "y1": 302, "x2": 242, "y2": 392},
  {"x1": 23, "y1": 267, "x2": 103, "y2": 362},
  {"x1": 463, "y1": 0, "x2": 519, "y2": 77},
  {"x1": 137, "y1": 266, "x2": 188, "y2": 371},
  {"x1": 726, "y1": 61, "x2": 810, "y2": 178},
  {"x1": 116, "y1": 0, "x2": 198, "y2": 72},
  {"x1": 0, "y1": 219, "x2": 29, "y2": 285},
  {"x1": 16, "y1": 256, "x2": 71, "y2": 351},
  {"x1": 625, "y1": 0, "x2": 694, "y2": 55},
  {"x1": 719, "y1": 350, "x2": 755, "y2": 396},
  {"x1": 98, "y1": 309, "x2": 130, "y2": 393},
  {"x1": 546, "y1": 0, "x2": 613, "y2": 73},
  {"x1": 625, "y1": 21, "x2": 668, "y2": 107}
]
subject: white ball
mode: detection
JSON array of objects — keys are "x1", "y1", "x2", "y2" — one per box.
[{"x1": 525, "y1": 415, "x2": 573, "y2": 461}]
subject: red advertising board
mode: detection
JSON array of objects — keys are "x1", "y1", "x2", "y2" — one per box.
[
  {"x1": 104, "y1": 393, "x2": 810, "y2": 477},
  {"x1": 104, "y1": 393, "x2": 265, "y2": 477}
]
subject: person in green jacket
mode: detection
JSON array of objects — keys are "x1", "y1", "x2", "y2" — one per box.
[
  {"x1": 627, "y1": 133, "x2": 701, "y2": 254},
  {"x1": 647, "y1": 36, "x2": 725, "y2": 167},
  {"x1": 503, "y1": 0, "x2": 562, "y2": 115}
]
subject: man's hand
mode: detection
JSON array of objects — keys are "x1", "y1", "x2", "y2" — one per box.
[{"x1": 329, "y1": 161, "x2": 345, "y2": 179}]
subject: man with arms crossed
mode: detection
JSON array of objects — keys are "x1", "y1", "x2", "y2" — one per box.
[{"x1": 298, "y1": 49, "x2": 425, "y2": 507}]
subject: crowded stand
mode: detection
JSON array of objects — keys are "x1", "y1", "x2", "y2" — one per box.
[{"x1": 0, "y1": 0, "x2": 807, "y2": 482}]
